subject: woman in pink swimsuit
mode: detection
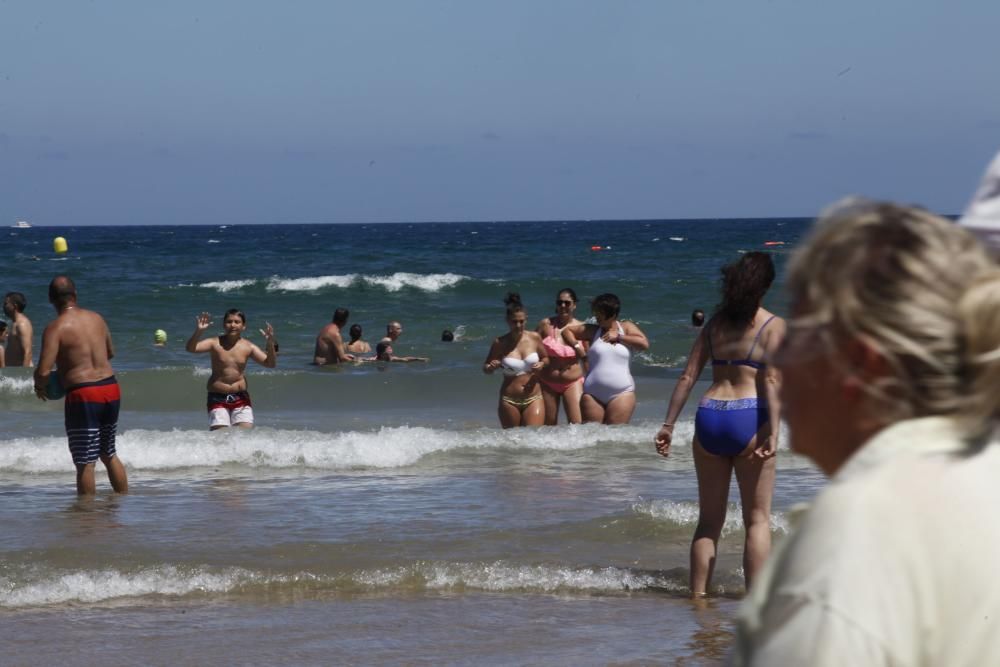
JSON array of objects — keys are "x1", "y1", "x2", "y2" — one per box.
[{"x1": 536, "y1": 288, "x2": 586, "y2": 424}]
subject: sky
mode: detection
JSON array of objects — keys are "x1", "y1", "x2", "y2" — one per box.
[{"x1": 1, "y1": 1, "x2": 999, "y2": 225}]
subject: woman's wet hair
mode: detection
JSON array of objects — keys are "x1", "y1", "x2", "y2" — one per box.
[
  {"x1": 787, "y1": 198, "x2": 1000, "y2": 432},
  {"x1": 349, "y1": 323, "x2": 363, "y2": 340},
  {"x1": 557, "y1": 287, "x2": 578, "y2": 304},
  {"x1": 591, "y1": 293, "x2": 621, "y2": 320},
  {"x1": 505, "y1": 292, "x2": 526, "y2": 318},
  {"x1": 716, "y1": 252, "x2": 775, "y2": 329}
]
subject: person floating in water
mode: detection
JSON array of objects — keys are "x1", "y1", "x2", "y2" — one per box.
[{"x1": 186, "y1": 309, "x2": 277, "y2": 430}]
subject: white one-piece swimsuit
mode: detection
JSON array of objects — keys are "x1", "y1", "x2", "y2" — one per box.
[{"x1": 583, "y1": 323, "x2": 634, "y2": 405}]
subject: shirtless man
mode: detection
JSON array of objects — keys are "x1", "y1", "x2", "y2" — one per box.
[
  {"x1": 186, "y1": 309, "x2": 277, "y2": 430},
  {"x1": 3, "y1": 291, "x2": 34, "y2": 366},
  {"x1": 33, "y1": 276, "x2": 127, "y2": 495},
  {"x1": 313, "y1": 308, "x2": 354, "y2": 365},
  {"x1": 371, "y1": 320, "x2": 427, "y2": 362}
]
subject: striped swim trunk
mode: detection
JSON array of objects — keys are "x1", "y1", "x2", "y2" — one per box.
[{"x1": 64, "y1": 376, "x2": 121, "y2": 466}]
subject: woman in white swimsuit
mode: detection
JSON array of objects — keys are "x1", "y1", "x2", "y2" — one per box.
[
  {"x1": 484, "y1": 293, "x2": 549, "y2": 428},
  {"x1": 562, "y1": 293, "x2": 649, "y2": 424}
]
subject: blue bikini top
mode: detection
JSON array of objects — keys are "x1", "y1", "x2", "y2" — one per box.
[{"x1": 707, "y1": 315, "x2": 776, "y2": 370}]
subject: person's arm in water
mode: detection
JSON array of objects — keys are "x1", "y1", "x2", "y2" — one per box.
[
  {"x1": 33, "y1": 323, "x2": 60, "y2": 401},
  {"x1": 390, "y1": 355, "x2": 428, "y2": 363},
  {"x1": 655, "y1": 326, "x2": 711, "y2": 457},
  {"x1": 332, "y1": 330, "x2": 354, "y2": 363},
  {"x1": 619, "y1": 321, "x2": 650, "y2": 351},
  {"x1": 754, "y1": 318, "x2": 786, "y2": 459},
  {"x1": 186, "y1": 312, "x2": 217, "y2": 353},
  {"x1": 105, "y1": 321, "x2": 115, "y2": 360},
  {"x1": 16, "y1": 318, "x2": 33, "y2": 367},
  {"x1": 249, "y1": 322, "x2": 278, "y2": 368}
]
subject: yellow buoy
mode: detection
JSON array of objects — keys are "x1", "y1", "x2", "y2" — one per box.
[
  {"x1": 153, "y1": 329, "x2": 167, "y2": 345},
  {"x1": 53, "y1": 237, "x2": 68, "y2": 254}
]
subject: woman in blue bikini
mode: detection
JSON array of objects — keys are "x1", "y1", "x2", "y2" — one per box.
[{"x1": 653, "y1": 252, "x2": 785, "y2": 597}]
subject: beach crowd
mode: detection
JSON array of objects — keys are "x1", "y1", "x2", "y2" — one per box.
[{"x1": 4, "y1": 148, "x2": 1000, "y2": 664}]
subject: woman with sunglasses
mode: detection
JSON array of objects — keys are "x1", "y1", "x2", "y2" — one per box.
[
  {"x1": 483, "y1": 293, "x2": 549, "y2": 428},
  {"x1": 653, "y1": 251, "x2": 784, "y2": 598},
  {"x1": 536, "y1": 288, "x2": 586, "y2": 424},
  {"x1": 561, "y1": 293, "x2": 649, "y2": 424}
]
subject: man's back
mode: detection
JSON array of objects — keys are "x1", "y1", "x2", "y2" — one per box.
[
  {"x1": 46, "y1": 308, "x2": 113, "y2": 386},
  {"x1": 314, "y1": 323, "x2": 347, "y2": 364}
]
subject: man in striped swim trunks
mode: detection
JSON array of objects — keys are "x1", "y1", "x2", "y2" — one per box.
[{"x1": 34, "y1": 276, "x2": 128, "y2": 495}]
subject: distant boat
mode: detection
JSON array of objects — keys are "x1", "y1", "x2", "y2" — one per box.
[{"x1": 12, "y1": 220, "x2": 31, "y2": 228}]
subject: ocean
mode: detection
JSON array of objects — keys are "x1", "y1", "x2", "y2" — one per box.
[{"x1": 1, "y1": 219, "x2": 824, "y2": 665}]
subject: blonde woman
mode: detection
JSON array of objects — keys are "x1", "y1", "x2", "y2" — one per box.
[{"x1": 732, "y1": 201, "x2": 1000, "y2": 664}]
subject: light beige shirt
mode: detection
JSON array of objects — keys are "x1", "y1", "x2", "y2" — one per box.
[{"x1": 730, "y1": 417, "x2": 1000, "y2": 666}]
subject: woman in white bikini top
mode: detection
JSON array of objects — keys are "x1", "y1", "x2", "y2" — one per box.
[{"x1": 483, "y1": 293, "x2": 549, "y2": 428}]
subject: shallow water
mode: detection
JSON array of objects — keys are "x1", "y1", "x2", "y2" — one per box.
[{"x1": 1, "y1": 219, "x2": 822, "y2": 664}]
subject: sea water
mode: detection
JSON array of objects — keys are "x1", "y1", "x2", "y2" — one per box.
[{"x1": 0, "y1": 220, "x2": 824, "y2": 665}]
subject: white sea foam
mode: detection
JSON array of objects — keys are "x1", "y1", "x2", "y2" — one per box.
[
  {"x1": 0, "y1": 375, "x2": 34, "y2": 396},
  {"x1": 0, "y1": 423, "x2": 660, "y2": 474},
  {"x1": 266, "y1": 274, "x2": 358, "y2": 291},
  {"x1": 632, "y1": 499, "x2": 789, "y2": 535},
  {"x1": 199, "y1": 279, "x2": 256, "y2": 292},
  {"x1": 0, "y1": 566, "x2": 251, "y2": 607},
  {"x1": 0, "y1": 561, "x2": 681, "y2": 607},
  {"x1": 265, "y1": 272, "x2": 468, "y2": 293},
  {"x1": 361, "y1": 272, "x2": 466, "y2": 292}
]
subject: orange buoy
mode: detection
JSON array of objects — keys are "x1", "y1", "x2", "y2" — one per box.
[
  {"x1": 590, "y1": 245, "x2": 602, "y2": 251},
  {"x1": 763, "y1": 241, "x2": 785, "y2": 246}
]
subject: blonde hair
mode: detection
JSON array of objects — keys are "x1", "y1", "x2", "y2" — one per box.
[{"x1": 787, "y1": 198, "x2": 1000, "y2": 433}]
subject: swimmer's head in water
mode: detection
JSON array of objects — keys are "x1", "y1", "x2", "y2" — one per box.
[
  {"x1": 590, "y1": 293, "x2": 621, "y2": 322},
  {"x1": 376, "y1": 341, "x2": 392, "y2": 360},
  {"x1": 333, "y1": 308, "x2": 349, "y2": 326},
  {"x1": 349, "y1": 323, "x2": 363, "y2": 340},
  {"x1": 692, "y1": 309, "x2": 705, "y2": 327},
  {"x1": 441, "y1": 329, "x2": 454, "y2": 342}
]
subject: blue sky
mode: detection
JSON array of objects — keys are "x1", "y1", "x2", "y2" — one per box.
[{"x1": 1, "y1": 1, "x2": 998, "y2": 225}]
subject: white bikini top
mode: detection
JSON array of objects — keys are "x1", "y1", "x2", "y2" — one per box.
[{"x1": 502, "y1": 352, "x2": 539, "y2": 376}]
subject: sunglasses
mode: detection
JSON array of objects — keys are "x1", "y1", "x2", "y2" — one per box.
[{"x1": 556, "y1": 300, "x2": 574, "y2": 306}]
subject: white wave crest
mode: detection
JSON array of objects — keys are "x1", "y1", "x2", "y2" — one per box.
[
  {"x1": 361, "y1": 561, "x2": 684, "y2": 594},
  {"x1": 266, "y1": 274, "x2": 358, "y2": 291},
  {"x1": 0, "y1": 561, "x2": 681, "y2": 607},
  {"x1": 0, "y1": 423, "x2": 661, "y2": 473},
  {"x1": 361, "y1": 272, "x2": 466, "y2": 292},
  {"x1": 265, "y1": 272, "x2": 468, "y2": 293},
  {"x1": 0, "y1": 376, "x2": 34, "y2": 396},
  {"x1": 199, "y1": 279, "x2": 256, "y2": 292},
  {"x1": 0, "y1": 566, "x2": 253, "y2": 607},
  {"x1": 632, "y1": 499, "x2": 789, "y2": 535}
]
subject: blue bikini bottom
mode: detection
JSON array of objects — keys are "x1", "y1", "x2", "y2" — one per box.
[{"x1": 694, "y1": 397, "x2": 769, "y2": 457}]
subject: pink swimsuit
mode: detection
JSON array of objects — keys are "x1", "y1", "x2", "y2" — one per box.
[{"x1": 540, "y1": 327, "x2": 583, "y2": 395}]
